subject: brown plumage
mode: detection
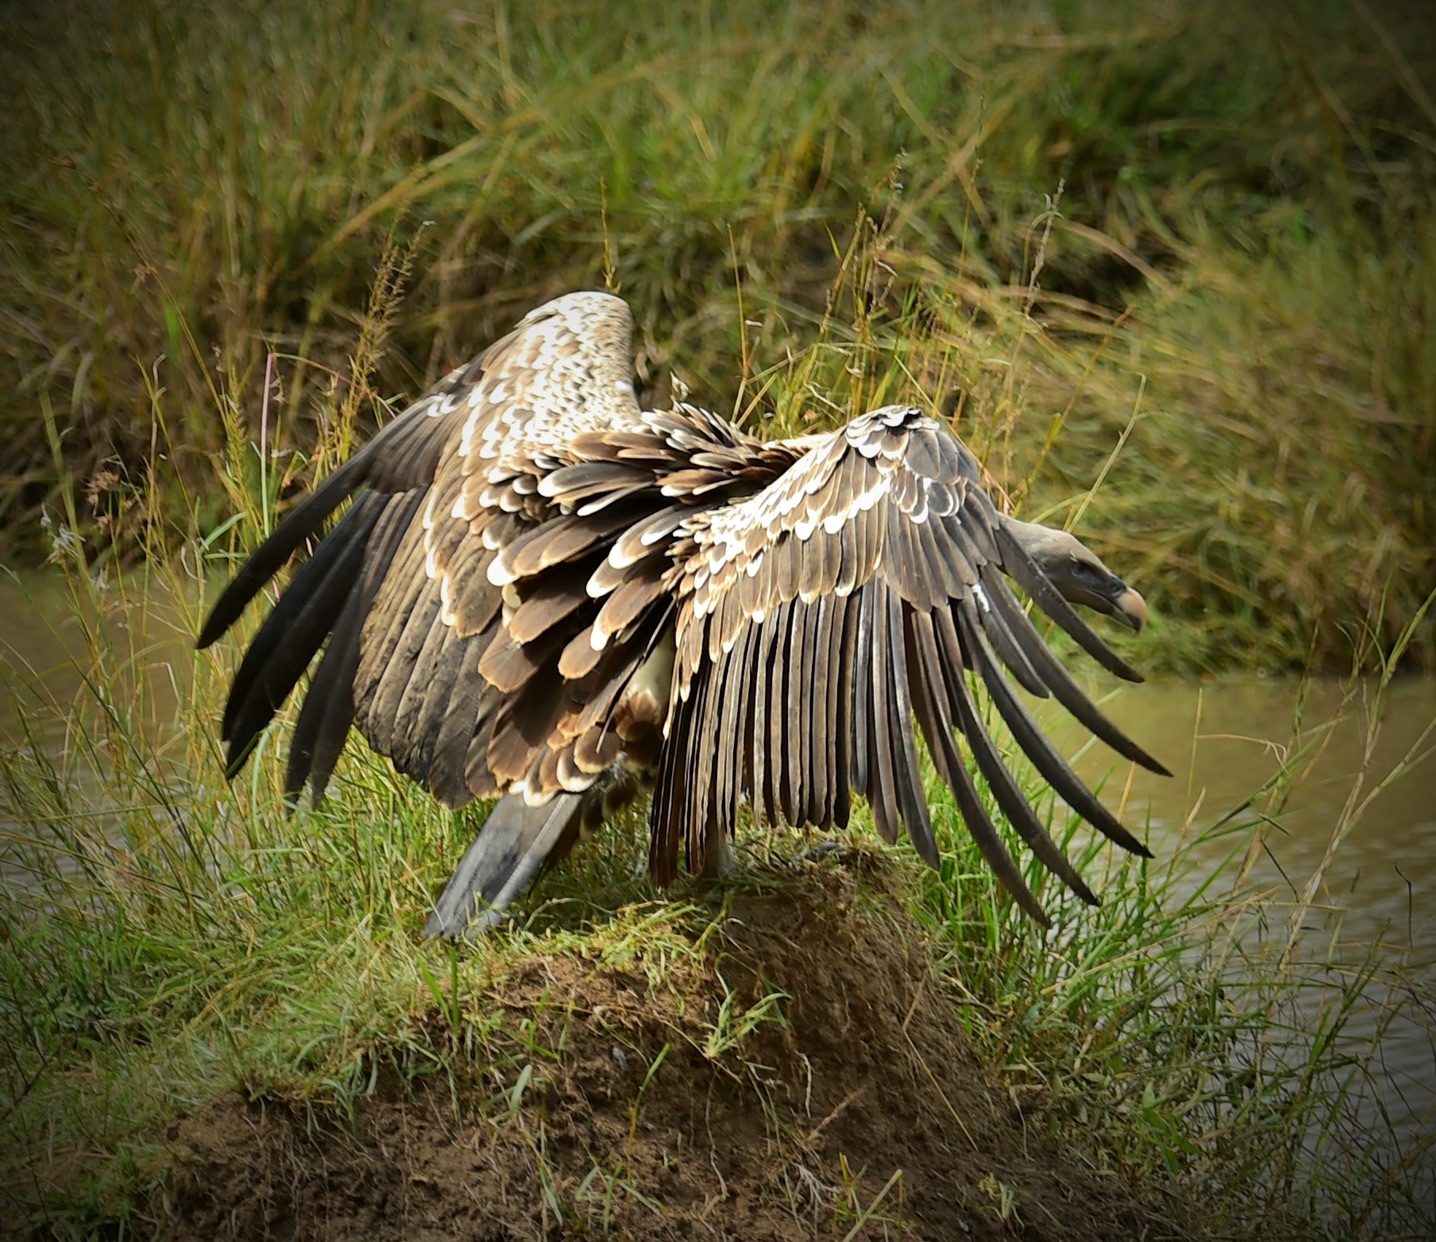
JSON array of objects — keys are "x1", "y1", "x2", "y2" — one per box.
[{"x1": 198, "y1": 291, "x2": 1168, "y2": 937}]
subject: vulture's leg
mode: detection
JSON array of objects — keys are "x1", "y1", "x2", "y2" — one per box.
[{"x1": 424, "y1": 791, "x2": 585, "y2": 939}]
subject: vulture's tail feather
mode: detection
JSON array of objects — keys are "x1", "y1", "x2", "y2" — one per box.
[{"x1": 425, "y1": 791, "x2": 586, "y2": 939}]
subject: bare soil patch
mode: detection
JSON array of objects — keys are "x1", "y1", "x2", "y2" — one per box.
[{"x1": 160, "y1": 868, "x2": 1170, "y2": 1240}]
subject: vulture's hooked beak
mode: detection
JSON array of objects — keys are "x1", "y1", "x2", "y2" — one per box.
[
  {"x1": 1059, "y1": 568, "x2": 1147, "y2": 632},
  {"x1": 1103, "y1": 582, "x2": 1148, "y2": 633}
]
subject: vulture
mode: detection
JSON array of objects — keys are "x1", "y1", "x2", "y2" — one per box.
[{"x1": 198, "y1": 291, "x2": 1168, "y2": 938}]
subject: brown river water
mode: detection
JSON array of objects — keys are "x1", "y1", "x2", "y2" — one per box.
[
  {"x1": 2, "y1": 571, "x2": 1434, "y2": 1154},
  {"x1": 1055, "y1": 673, "x2": 1436, "y2": 1156}
]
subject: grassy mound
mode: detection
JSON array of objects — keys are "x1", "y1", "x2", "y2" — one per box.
[{"x1": 161, "y1": 868, "x2": 1162, "y2": 1241}]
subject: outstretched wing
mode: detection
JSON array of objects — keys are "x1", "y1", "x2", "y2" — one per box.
[
  {"x1": 197, "y1": 291, "x2": 653, "y2": 808},
  {"x1": 652, "y1": 404, "x2": 1166, "y2": 924}
]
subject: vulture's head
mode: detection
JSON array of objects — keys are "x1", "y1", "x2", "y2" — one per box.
[{"x1": 1002, "y1": 517, "x2": 1149, "y2": 632}]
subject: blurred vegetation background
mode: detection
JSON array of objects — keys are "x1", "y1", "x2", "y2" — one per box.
[{"x1": 1, "y1": 0, "x2": 1432, "y2": 671}]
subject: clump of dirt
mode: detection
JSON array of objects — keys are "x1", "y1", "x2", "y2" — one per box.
[{"x1": 161, "y1": 867, "x2": 1169, "y2": 1240}]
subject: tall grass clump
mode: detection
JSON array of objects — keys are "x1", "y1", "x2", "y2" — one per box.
[{"x1": 1, "y1": 0, "x2": 1433, "y2": 669}]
